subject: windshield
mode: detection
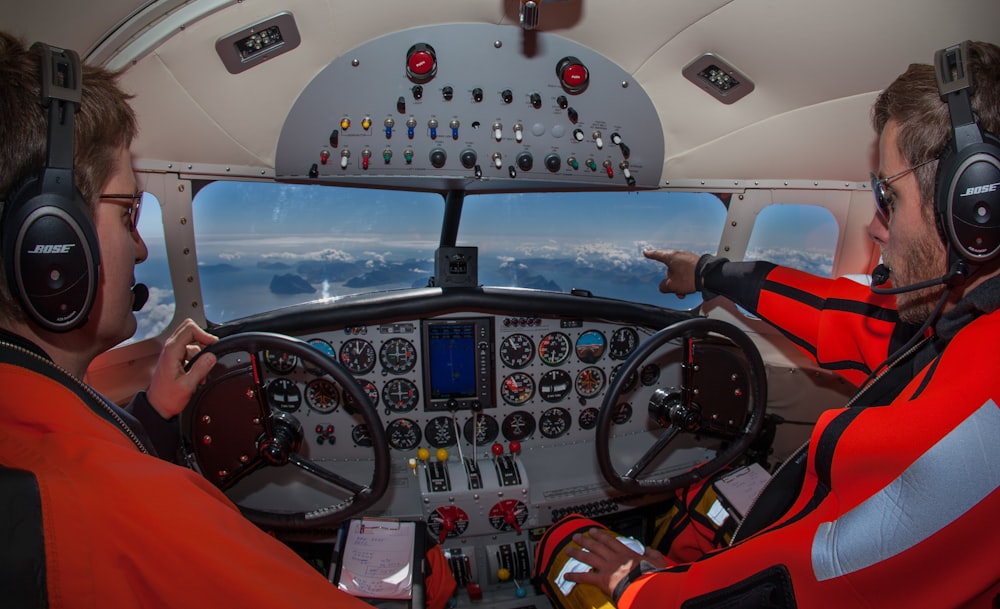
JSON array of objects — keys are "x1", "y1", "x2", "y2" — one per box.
[
  {"x1": 460, "y1": 191, "x2": 726, "y2": 305},
  {"x1": 191, "y1": 183, "x2": 727, "y2": 322}
]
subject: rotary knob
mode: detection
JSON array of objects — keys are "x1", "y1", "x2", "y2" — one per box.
[
  {"x1": 429, "y1": 147, "x2": 447, "y2": 168},
  {"x1": 516, "y1": 152, "x2": 533, "y2": 172},
  {"x1": 460, "y1": 149, "x2": 478, "y2": 169},
  {"x1": 489, "y1": 499, "x2": 528, "y2": 534}
]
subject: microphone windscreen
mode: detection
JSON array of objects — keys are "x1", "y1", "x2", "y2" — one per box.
[
  {"x1": 871, "y1": 264, "x2": 890, "y2": 287},
  {"x1": 131, "y1": 283, "x2": 149, "y2": 312}
]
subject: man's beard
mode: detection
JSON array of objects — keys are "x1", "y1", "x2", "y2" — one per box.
[{"x1": 886, "y1": 228, "x2": 948, "y2": 324}]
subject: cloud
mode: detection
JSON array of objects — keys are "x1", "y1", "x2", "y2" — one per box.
[
  {"x1": 259, "y1": 247, "x2": 355, "y2": 263},
  {"x1": 124, "y1": 286, "x2": 175, "y2": 344}
]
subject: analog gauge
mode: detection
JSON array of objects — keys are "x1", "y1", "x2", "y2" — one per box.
[
  {"x1": 539, "y1": 406, "x2": 572, "y2": 439},
  {"x1": 500, "y1": 372, "x2": 535, "y2": 405},
  {"x1": 424, "y1": 415, "x2": 457, "y2": 448},
  {"x1": 640, "y1": 363, "x2": 661, "y2": 386},
  {"x1": 382, "y1": 378, "x2": 420, "y2": 412},
  {"x1": 263, "y1": 349, "x2": 298, "y2": 374},
  {"x1": 575, "y1": 366, "x2": 606, "y2": 399},
  {"x1": 538, "y1": 332, "x2": 571, "y2": 366},
  {"x1": 609, "y1": 327, "x2": 639, "y2": 360},
  {"x1": 386, "y1": 418, "x2": 422, "y2": 451},
  {"x1": 343, "y1": 378, "x2": 379, "y2": 414},
  {"x1": 351, "y1": 424, "x2": 372, "y2": 447},
  {"x1": 305, "y1": 338, "x2": 337, "y2": 375},
  {"x1": 339, "y1": 338, "x2": 376, "y2": 374},
  {"x1": 538, "y1": 369, "x2": 572, "y2": 403},
  {"x1": 499, "y1": 333, "x2": 535, "y2": 369},
  {"x1": 574, "y1": 330, "x2": 606, "y2": 364},
  {"x1": 612, "y1": 402, "x2": 633, "y2": 425},
  {"x1": 488, "y1": 499, "x2": 528, "y2": 532},
  {"x1": 611, "y1": 364, "x2": 639, "y2": 394},
  {"x1": 501, "y1": 411, "x2": 536, "y2": 441},
  {"x1": 464, "y1": 413, "x2": 499, "y2": 445},
  {"x1": 379, "y1": 338, "x2": 417, "y2": 374},
  {"x1": 305, "y1": 378, "x2": 340, "y2": 413},
  {"x1": 266, "y1": 378, "x2": 302, "y2": 412},
  {"x1": 578, "y1": 407, "x2": 599, "y2": 430},
  {"x1": 427, "y1": 505, "x2": 470, "y2": 542}
]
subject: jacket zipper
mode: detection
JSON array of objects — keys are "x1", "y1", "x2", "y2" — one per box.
[{"x1": 0, "y1": 340, "x2": 149, "y2": 454}]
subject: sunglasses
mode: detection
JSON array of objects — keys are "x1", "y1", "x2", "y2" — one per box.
[
  {"x1": 99, "y1": 191, "x2": 144, "y2": 232},
  {"x1": 870, "y1": 158, "x2": 936, "y2": 223}
]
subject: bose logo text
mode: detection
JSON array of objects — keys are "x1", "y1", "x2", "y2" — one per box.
[
  {"x1": 27, "y1": 244, "x2": 75, "y2": 254},
  {"x1": 960, "y1": 182, "x2": 1000, "y2": 197}
]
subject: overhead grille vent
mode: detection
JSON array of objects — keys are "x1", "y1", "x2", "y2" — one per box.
[
  {"x1": 216, "y1": 12, "x2": 300, "y2": 75},
  {"x1": 682, "y1": 53, "x2": 754, "y2": 104}
]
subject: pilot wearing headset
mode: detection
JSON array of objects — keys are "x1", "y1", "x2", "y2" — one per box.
[
  {"x1": 547, "y1": 41, "x2": 1000, "y2": 608},
  {"x1": 0, "y1": 32, "x2": 376, "y2": 608}
]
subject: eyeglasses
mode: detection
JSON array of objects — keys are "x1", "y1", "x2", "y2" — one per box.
[
  {"x1": 99, "y1": 191, "x2": 144, "y2": 232},
  {"x1": 870, "y1": 158, "x2": 936, "y2": 223}
]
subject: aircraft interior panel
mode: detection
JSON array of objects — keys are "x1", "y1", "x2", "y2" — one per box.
[
  {"x1": 5, "y1": 0, "x2": 1000, "y2": 606},
  {"x1": 276, "y1": 23, "x2": 664, "y2": 191}
]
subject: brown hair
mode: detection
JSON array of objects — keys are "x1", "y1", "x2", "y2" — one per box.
[
  {"x1": 872, "y1": 41, "x2": 1000, "y2": 207},
  {"x1": 0, "y1": 31, "x2": 138, "y2": 321}
]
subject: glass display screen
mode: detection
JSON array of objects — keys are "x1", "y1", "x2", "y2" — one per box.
[{"x1": 427, "y1": 323, "x2": 477, "y2": 399}]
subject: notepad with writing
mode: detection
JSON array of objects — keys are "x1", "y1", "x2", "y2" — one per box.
[{"x1": 333, "y1": 518, "x2": 423, "y2": 601}]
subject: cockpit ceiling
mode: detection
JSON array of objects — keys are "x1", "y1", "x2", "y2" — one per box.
[{"x1": 5, "y1": 0, "x2": 1000, "y2": 186}]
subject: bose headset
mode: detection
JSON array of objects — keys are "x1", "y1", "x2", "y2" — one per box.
[
  {"x1": 0, "y1": 42, "x2": 101, "y2": 333},
  {"x1": 934, "y1": 40, "x2": 1000, "y2": 269}
]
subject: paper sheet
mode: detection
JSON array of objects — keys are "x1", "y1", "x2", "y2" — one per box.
[{"x1": 336, "y1": 518, "x2": 416, "y2": 599}]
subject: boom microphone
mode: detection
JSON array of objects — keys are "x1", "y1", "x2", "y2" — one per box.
[
  {"x1": 131, "y1": 283, "x2": 149, "y2": 311},
  {"x1": 870, "y1": 261, "x2": 967, "y2": 294}
]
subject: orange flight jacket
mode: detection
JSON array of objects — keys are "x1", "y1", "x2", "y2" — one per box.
[
  {"x1": 614, "y1": 263, "x2": 1000, "y2": 608},
  {"x1": 0, "y1": 343, "x2": 376, "y2": 609}
]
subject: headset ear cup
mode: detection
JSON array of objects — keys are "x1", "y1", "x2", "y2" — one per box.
[
  {"x1": 934, "y1": 131, "x2": 1000, "y2": 264},
  {"x1": 934, "y1": 139, "x2": 957, "y2": 248},
  {"x1": 1, "y1": 171, "x2": 101, "y2": 332}
]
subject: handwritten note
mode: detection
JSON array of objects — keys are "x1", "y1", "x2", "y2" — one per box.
[{"x1": 336, "y1": 518, "x2": 416, "y2": 600}]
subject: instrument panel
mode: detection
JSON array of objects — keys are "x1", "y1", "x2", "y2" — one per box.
[
  {"x1": 253, "y1": 315, "x2": 659, "y2": 458},
  {"x1": 192, "y1": 296, "x2": 751, "y2": 600}
]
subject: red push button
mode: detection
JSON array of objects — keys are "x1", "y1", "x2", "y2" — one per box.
[
  {"x1": 406, "y1": 43, "x2": 437, "y2": 83},
  {"x1": 556, "y1": 56, "x2": 589, "y2": 93}
]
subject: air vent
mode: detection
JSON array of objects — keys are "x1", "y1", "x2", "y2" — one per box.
[
  {"x1": 216, "y1": 12, "x2": 300, "y2": 75},
  {"x1": 682, "y1": 53, "x2": 754, "y2": 104}
]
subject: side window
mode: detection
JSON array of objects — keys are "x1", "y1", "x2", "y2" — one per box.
[
  {"x1": 745, "y1": 203, "x2": 838, "y2": 276},
  {"x1": 129, "y1": 191, "x2": 176, "y2": 343}
]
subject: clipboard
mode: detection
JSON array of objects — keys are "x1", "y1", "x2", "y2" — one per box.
[
  {"x1": 330, "y1": 518, "x2": 426, "y2": 608},
  {"x1": 711, "y1": 462, "x2": 771, "y2": 520}
]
